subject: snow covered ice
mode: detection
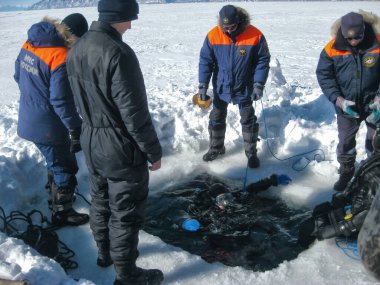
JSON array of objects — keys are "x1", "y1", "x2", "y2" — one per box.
[{"x1": 1, "y1": 1, "x2": 380, "y2": 285}]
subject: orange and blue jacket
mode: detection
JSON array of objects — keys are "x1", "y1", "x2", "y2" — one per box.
[
  {"x1": 316, "y1": 23, "x2": 380, "y2": 118},
  {"x1": 199, "y1": 25, "x2": 270, "y2": 105},
  {"x1": 14, "y1": 21, "x2": 81, "y2": 145}
]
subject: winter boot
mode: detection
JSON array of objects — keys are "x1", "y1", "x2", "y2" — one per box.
[
  {"x1": 203, "y1": 126, "x2": 226, "y2": 162},
  {"x1": 51, "y1": 180, "x2": 89, "y2": 226},
  {"x1": 243, "y1": 123, "x2": 260, "y2": 168},
  {"x1": 248, "y1": 153, "x2": 260, "y2": 168},
  {"x1": 52, "y1": 208, "x2": 89, "y2": 226},
  {"x1": 334, "y1": 164, "x2": 355, "y2": 192},
  {"x1": 114, "y1": 267, "x2": 164, "y2": 285},
  {"x1": 203, "y1": 146, "x2": 226, "y2": 161},
  {"x1": 97, "y1": 243, "x2": 113, "y2": 267}
]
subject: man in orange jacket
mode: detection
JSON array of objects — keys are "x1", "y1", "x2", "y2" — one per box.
[
  {"x1": 316, "y1": 11, "x2": 380, "y2": 191},
  {"x1": 198, "y1": 5, "x2": 271, "y2": 168}
]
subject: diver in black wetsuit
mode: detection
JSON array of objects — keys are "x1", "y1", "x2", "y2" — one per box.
[
  {"x1": 358, "y1": 124, "x2": 380, "y2": 281},
  {"x1": 298, "y1": 124, "x2": 380, "y2": 254}
]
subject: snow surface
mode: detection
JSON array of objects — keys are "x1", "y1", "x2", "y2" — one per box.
[{"x1": 1, "y1": 1, "x2": 380, "y2": 285}]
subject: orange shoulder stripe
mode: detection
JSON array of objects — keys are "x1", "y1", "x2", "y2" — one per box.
[
  {"x1": 22, "y1": 42, "x2": 68, "y2": 71},
  {"x1": 207, "y1": 25, "x2": 263, "y2": 46},
  {"x1": 235, "y1": 26, "x2": 262, "y2": 46},
  {"x1": 324, "y1": 38, "x2": 351, "y2": 58},
  {"x1": 208, "y1": 27, "x2": 232, "y2": 45},
  {"x1": 368, "y1": 35, "x2": 380, "y2": 54},
  {"x1": 369, "y1": 48, "x2": 380, "y2": 54}
]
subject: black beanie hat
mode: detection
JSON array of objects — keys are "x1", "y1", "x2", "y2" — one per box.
[
  {"x1": 219, "y1": 5, "x2": 239, "y2": 26},
  {"x1": 341, "y1": 12, "x2": 365, "y2": 38},
  {"x1": 98, "y1": 0, "x2": 139, "y2": 24},
  {"x1": 62, "y1": 13, "x2": 88, "y2": 37}
]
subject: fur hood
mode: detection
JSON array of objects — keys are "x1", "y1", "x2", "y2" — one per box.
[
  {"x1": 218, "y1": 6, "x2": 251, "y2": 30},
  {"x1": 331, "y1": 10, "x2": 380, "y2": 37},
  {"x1": 41, "y1": 16, "x2": 77, "y2": 48}
]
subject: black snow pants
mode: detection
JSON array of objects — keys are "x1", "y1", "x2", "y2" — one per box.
[
  {"x1": 89, "y1": 163, "x2": 149, "y2": 280},
  {"x1": 337, "y1": 114, "x2": 375, "y2": 167}
]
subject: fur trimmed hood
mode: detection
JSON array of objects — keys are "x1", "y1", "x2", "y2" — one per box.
[
  {"x1": 218, "y1": 6, "x2": 251, "y2": 30},
  {"x1": 331, "y1": 10, "x2": 380, "y2": 37},
  {"x1": 41, "y1": 16, "x2": 77, "y2": 47}
]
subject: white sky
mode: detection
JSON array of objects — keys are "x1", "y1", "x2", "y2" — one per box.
[{"x1": 1, "y1": 2, "x2": 380, "y2": 285}]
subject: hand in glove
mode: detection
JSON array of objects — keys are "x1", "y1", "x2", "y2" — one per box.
[
  {"x1": 251, "y1": 83, "x2": 264, "y2": 101},
  {"x1": 198, "y1": 83, "x2": 209, "y2": 101},
  {"x1": 69, "y1": 128, "x2": 81, "y2": 153},
  {"x1": 336, "y1": 96, "x2": 359, "y2": 118},
  {"x1": 192, "y1": 83, "x2": 212, "y2": 109},
  {"x1": 366, "y1": 96, "x2": 380, "y2": 124},
  {"x1": 277, "y1": 174, "x2": 292, "y2": 185}
]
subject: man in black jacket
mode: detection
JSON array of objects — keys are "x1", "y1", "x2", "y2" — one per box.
[{"x1": 66, "y1": 1, "x2": 163, "y2": 284}]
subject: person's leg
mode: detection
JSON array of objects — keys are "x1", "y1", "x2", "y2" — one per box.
[
  {"x1": 35, "y1": 141, "x2": 89, "y2": 226},
  {"x1": 239, "y1": 102, "x2": 259, "y2": 168},
  {"x1": 203, "y1": 96, "x2": 228, "y2": 161},
  {"x1": 89, "y1": 173, "x2": 113, "y2": 267},
  {"x1": 108, "y1": 165, "x2": 163, "y2": 284},
  {"x1": 335, "y1": 115, "x2": 359, "y2": 191}
]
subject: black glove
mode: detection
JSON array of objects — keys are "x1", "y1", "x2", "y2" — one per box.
[
  {"x1": 69, "y1": 128, "x2": 81, "y2": 153},
  {"x1": 251, "y1": 83, "x2": 264, "y2": 101},
  {"x1": 198, "y1": 83, "x2": 208, "y2": 101}
]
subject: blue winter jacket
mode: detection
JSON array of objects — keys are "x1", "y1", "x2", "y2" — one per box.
[
  {"x1": 14, "y1": 21, "x2": 81, "y2": 145},
  {"x1": 316, "y1": 21, "x2": 380, "y2": 118},
  {"x1": 199, "y1": 16, "x2": 270, "y2": 105}
]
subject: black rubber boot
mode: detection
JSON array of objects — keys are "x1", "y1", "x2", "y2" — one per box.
[
  {"x1": 97, "y1": 243, "x2": 113, "y2": 267},
  {"x1": 203, "y1": 146, "x2": 226, "y2": 161},
  {"x1": 114, "y1": 268, "x2": 164, "y2": 285},
  {"x1": 243, "y1": 123, "x2": 260, "y2": 168},
  {"x1": 203, "y1": 126, "x2": 226, "y2": 162},
  {"x1": 334, "y1": 165, "x2": 355, "y2": 192},
  {"x1": 52, "y1": 208, "x2": 89, "y2": 226},
  {"x1": 45, "y1": 170, "x2": 54, "y2": 210},
  {"x1": 248, "y1": 153, "x2": 260, "y2": 168}
]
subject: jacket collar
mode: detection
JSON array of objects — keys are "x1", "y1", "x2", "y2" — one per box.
[{"x1": 90, "y1": 21, "x2": 122, "y2": 40}]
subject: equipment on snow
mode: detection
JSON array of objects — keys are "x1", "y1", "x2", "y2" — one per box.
[{"x1": 192, "y1": 93, "x2": 212, "y2": 110}]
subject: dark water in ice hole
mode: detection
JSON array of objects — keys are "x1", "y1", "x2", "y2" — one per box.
[{"x1": 145, "y1": 173, "x2": 311, "y2": 271}]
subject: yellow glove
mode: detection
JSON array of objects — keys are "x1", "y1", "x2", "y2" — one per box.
[{"x1": 192, "y1": 93, "x2": 212, "y2": 109}]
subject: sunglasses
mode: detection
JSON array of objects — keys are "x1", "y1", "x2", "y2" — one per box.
[
  {"x1": 222, "y1": 23, "x2": 238, "y2": 32},
  {"x1": 345, "y1": 35, "x2": 364, "y2": 41}
]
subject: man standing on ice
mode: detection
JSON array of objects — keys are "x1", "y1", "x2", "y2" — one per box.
[
  {"x1": 14, "y1": 13, "x2": 89, "y2": 226},
  {"x1": 316, "y1": 11, "x2": 380, "y2": 191},
  {"x1": 66, "y1": 0, "x2": 163, "y2": 284},
  {"x1": 196, "y1": 5, "x2": 271, "y2": 168}
]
